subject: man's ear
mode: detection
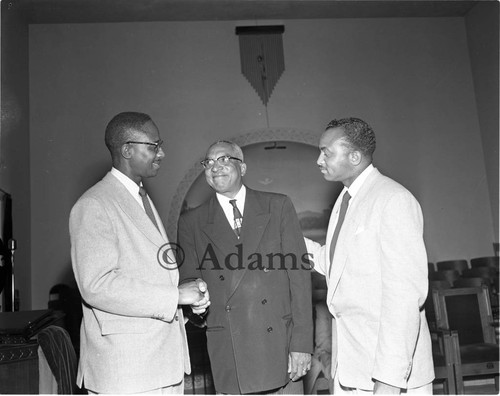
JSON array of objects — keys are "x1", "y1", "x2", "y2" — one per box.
[
  {"x1": 349, "y1": 150, "x2": 362, "y2": 166},
  {"x1": 121, "y1": 143, "x2": 132, "y2": 159},
  {"x1": 240, "y1": 162, "x2": 247, "y2": 177}
]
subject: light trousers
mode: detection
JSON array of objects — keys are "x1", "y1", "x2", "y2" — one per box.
[
  {"x1": 87, "y1": 380, "x2": 184, "y2": 395},
  {"x1": 334, "y1": 375, "x2": 433, "y2": 394}
]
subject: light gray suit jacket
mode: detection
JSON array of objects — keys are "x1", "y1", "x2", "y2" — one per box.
[
  {"x1": 70, "y1": 172, "x2": 189, "y2": 393},
  {"x1": 306, "y1": 168, "x2": 434, "y2": 390}
]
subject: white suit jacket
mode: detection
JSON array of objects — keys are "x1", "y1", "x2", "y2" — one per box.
[
  {"x1": 306, "y1": 168, "x2": 434, "y2": 390},
  {"x1": 70, "y1": 172, "x2": 190, "y2": 393}
]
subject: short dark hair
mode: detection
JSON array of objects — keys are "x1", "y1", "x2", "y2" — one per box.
[
  {"x1": 326, "y1": 117, "x2": 376, "y2": 157},
  {"x1": 104, "y1": 112, "x2": 152, "y2": 155}
]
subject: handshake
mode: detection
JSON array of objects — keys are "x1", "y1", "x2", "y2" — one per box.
[{"x1": 178, "y1": 278, "x2": 211, "y2": 315}]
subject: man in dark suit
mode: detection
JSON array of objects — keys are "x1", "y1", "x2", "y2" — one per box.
[{"x1": 178, "y1": 140, "x2": 313, "y2": 394}]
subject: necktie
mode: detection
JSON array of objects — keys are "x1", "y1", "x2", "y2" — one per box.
[
  {"x1": 229, "y1": 199, "x2": 243, "y2": 238},
  {"x1": 139, "y1": 187, "x2": 159, "y2": 231},
  {"x1": 329, "y1": 191, "x2": 351, "y2": 274}
]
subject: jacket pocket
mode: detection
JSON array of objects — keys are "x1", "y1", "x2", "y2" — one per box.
[{"x1": 100, "y1": 317, "x2": 152, "y2": 335}]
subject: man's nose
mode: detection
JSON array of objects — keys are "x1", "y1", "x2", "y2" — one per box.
[
  {"x1": 317, "y1": 152, "x2": 324, "y2": 166},
  {"x1": 211, "y1": 162, "x2": 222, "y2": 172}
]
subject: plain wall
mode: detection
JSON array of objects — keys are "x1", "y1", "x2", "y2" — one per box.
[
  {"x1": 1, "y1": 3, "x2": 32, "y2": 310},
  {"x1": 465, "y1": 2, "x2": 499, "y2": 241},
  {"x1": 27, "y1": 17, "x2": 495, "y2": 309}
]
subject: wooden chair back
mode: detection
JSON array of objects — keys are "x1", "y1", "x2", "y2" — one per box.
[
  {"x1": 432, "y1": 286, "x2": 499, "y2": 393},
  {"x1": 453, "y1": 277, "x2": 488, "y2": 289},
  {"x1": 436, "y1": 259, "x2": 468, "y2": 274},
  {"x1": 432, "y1": 286, "x2": 496, "y2": 345},
  {"x1": 462, "y1": 267, "x2": 497, "y2": 288},
  {"x1": 471, "y1": 256, "x2": 499, "y2": 270},
  {"x1": 429, "y1": 269, "x2": 460, "y2": 286}
]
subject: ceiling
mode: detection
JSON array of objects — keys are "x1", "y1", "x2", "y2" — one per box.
[{"x1": 8, "y1": 0, "x2": 481, "y2": 24}]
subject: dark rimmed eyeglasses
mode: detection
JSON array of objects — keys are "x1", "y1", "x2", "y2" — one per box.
[
  {"x1": 200, "y1": 155, "x2": 242, "y2": 169},
  {"x1": 126, "y1": 140, "x2": 164, "y2": 153}
]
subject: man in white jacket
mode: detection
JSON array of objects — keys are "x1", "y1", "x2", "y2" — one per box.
[
  {"x1": 70, "y1": 112, "x2": 209, "y2": 393},
  {"x1": 305, "y1": 117, "x2": 434, "y2": 394}
]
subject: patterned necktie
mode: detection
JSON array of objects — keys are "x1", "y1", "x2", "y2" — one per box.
[
  {"x1": 139, "y1": 187, "x2": 159, "y2": 231},
  {"x1": 229, "y1": 199, "x2": 243, "y2": 238},
  {"x1": 329, "y1": 191, "x2": 351, "y2": 274}
]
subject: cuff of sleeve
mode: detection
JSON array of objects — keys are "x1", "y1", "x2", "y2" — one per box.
[{"x1": 151, "y1": 286, "x2": 180, "y2": 322}]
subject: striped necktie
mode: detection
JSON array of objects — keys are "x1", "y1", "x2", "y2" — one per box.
[{"x1": 229, "y1": 199, "x2": 243, "y2": 238}]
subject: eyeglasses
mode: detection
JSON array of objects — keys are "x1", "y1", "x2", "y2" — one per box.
[
  {"x1": 126, "y1": 140, "x2": 164, "y2": 153},
  {"x1": 200, "y1": 155, "x2": 242, "y2": 169}
]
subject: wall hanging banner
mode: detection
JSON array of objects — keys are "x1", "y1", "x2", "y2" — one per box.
[{"x1": 236, "y1": 25, "x2": 285, "y2": 106}]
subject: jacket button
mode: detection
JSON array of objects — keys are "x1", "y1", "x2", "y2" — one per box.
[
  {"x1": 219, "y1": 275, "x2": 225, "y2": 281},
  {"x1": 175, "y1": 315, "x2": 179, "y2": 321},
  {"x1": 262, "y1": 299, "x2": 267, "y2": 304},
  {"x1": 267, "y1": 326, "x2": 273, "y2": 333},
  {"x1": 225, "y1": 305, "x2": 231, "y2": 312}
]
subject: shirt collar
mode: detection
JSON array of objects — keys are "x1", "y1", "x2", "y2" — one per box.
[
  {"x1": 346, "y1": 163, "x2": 374, "y2": 199},
  {"x1": 111, "y1": 167, "x2": 142, "y2": 197},
  {"x1": 216, "y1": 185, "x2": 246, "y2": 213}
]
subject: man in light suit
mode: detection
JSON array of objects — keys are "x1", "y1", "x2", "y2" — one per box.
[
  {"x1": 178, "y1": 140, "x2": 313, "y2": 394},
  {"x1": 70, "y1": 112, "x2": 210, "y2": 394},
  {"x1": 305, "y1": 118, "x2": 434, "y2": 394}
]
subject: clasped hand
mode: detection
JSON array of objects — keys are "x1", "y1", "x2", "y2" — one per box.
[
  {"x1": 178, "y1": 278, "x2": 210, "y2": 314},
  {"x1": 288, "y1": 351, "x2": 312, "y2": 381}
]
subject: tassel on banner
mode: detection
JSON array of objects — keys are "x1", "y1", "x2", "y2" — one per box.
[{"x1": 236, "y1": 25, "x2": 285, "y2": 106}]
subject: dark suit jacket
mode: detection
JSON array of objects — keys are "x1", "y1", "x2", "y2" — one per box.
[{"x1": 178, "y1": 188, "x2": 313, "y2": 394}]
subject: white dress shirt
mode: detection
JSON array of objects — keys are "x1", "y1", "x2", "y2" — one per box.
[
  {"x1": 216, "y1": 185, "x2": 246, "y2": 231},
  {"x1": 346, "y1": 163, "x2": 374, "y2": 201},
  {"x1": 110, "y1": 167, "x2": 165, "y2": 238}
]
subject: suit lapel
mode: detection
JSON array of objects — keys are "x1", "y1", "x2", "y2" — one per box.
[
  {"x1": 228, "y1": 189, "x2": 270, "y2": 297},
  {"x1": 103, "y1": 173, "x2": 166, "y2": 249},
  {"x1": 201, "y1": 196, "x2": 241, "y2": 255},
  {"x1": 201, "y1": 189, "x2": 271, "y2": 300},
  {"x1": 328, "y1": 169, "x2": 381, "y2": 298}
]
